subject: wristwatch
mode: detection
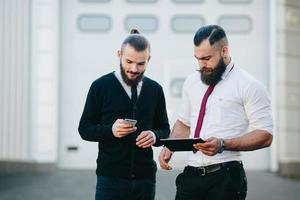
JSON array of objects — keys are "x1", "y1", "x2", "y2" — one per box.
[{"x1": 218, "y1": 138, "x2": 225, "y2": 153}]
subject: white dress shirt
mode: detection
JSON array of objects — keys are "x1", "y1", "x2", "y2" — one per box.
[{"x1": 178, "y1": 61, "x2": 273, "y2": 167}]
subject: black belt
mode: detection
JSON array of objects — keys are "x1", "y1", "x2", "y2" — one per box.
[{"x1": 183, "y1": 161, "x2": 242, "y2": 176}]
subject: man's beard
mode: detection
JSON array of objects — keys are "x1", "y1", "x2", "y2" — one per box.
[
  {"x1": 199, "y1": 58, "x2": 227, "y2": 85},
  {"x1": 120, "y1": 63, "x2": 144, "y2": 87}
]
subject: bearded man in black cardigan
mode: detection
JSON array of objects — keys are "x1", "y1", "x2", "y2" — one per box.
[{"x1": 78, "y1": 29, "x2": 170, "y2": 200}]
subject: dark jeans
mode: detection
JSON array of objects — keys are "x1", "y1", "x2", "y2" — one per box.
[
  {"x1": 95, "y1": 176, "x2": 155, "y2": 200},
  {"x1": 175, "y1": 162, "x2": 247, "y2": 200}
]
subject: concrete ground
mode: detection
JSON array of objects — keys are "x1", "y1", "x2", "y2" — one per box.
[{"x1": 1, "y1": 170, "x2": 300, "y2": 200}]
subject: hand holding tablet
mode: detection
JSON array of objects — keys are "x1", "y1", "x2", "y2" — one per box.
[{"x1": 158, "y1": 138, "x2": 205, "y2": 151}]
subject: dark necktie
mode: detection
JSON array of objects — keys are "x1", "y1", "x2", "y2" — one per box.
[
  {"x1": 193, "y1": 85, "x2": 215, "y2": 139},
  {"x1": 131, "y1": 85, "x2": 137, "y2": 105}
]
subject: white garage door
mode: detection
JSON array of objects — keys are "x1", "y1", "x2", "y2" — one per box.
[{"x1": 59, "y1": 0, "x2": 271, "y2": 170}]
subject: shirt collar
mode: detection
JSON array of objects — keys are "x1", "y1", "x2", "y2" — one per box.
[
  {"x1": 221, "y1": 59, "x2": 235, "y2": 80},
  {"x1": 114, "y1": 69, "x2": 143, "y2": 88}
]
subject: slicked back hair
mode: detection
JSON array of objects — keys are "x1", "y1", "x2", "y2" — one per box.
[
  {"x1": 121, "y1": 29, "x2": 151, "y2": 52},
  {"x1": 193, "y1": 25, "x2": 228, "y2": 48}
]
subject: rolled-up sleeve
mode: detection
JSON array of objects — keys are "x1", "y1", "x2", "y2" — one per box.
[{"x1": 244, "y1": 80, "x2": 273, "y2": 134}]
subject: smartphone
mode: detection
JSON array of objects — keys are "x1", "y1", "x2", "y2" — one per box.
[{"x1": 124, "y1": 118, "x2": 137, "y2": 126}]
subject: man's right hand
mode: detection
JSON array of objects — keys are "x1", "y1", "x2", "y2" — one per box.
[
  {"x1": 158, "y1": 147, "x2": 173, "y2": 170},
  {"x1": 112, "y1": 119, "x2": 137, "y2": 138}
]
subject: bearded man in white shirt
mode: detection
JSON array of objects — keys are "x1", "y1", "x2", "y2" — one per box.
[{"x1": 158, "y1": 24, "x2": 273, "y2": 200}]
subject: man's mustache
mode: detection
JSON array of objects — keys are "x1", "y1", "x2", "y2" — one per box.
[
  {"x1": 200, "y1": 67, "x2": 213, "y2": 73},
  {"x1": 127, "y1": 71, "x2": 140, "y2": 75}
]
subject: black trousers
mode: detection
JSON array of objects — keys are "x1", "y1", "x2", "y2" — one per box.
[
  {"x1": 175, "y1": 162, "x2": 247, "y2": 200},
  {"x1": 95, "y1": 176, "x2": 155, "y2": 200}
]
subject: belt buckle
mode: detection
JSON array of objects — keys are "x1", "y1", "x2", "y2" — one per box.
[{"x1": 197, "y1": 167, "x2": 206, "y2": 176}]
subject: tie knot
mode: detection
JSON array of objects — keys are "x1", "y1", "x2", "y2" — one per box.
[{"x1": 131, "y1": 85, "x2": 137, "y2": 92}]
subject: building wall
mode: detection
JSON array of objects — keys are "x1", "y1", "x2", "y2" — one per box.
[
  {"x1": 58, "y1": 0, "x2": 273, "y2": 170},
  {"x1": 0, "y1": 0, "x2": 30, "y2": 161},
  {"x1": 277, "y1": 0, "x2": 300, "y2": 176},
  {"x1": 2, "y1": 0, "x2": 300, "y2": 175},
  {"x1": 0, "y1": 0, "x2": 59, "y2": 171},
  {"x1": 30, "y1": 0, "x2": 59, "y2": 163}
]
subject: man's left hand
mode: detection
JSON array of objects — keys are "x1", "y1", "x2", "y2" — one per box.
[
  {"x1": 136, "y1": 131, "x2": 156, "y2": 148},
  {"x1": 193, "y1": 137, "x2": 221, "y2": 156}
]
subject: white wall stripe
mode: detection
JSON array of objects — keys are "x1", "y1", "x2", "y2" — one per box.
[
  {"x1": 29, "y1": 0, "x2": 59, "y2": 162},
  {"x1": 0, "y1": 0, "x2": 30, "y2": 160},
  {"x1": 0, "y1": 0, "x2": 4, "y2": 159}
]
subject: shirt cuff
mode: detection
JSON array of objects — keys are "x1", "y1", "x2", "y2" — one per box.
[{"x1": 149, "y1": 131, "x2": 156, "y2": 144}]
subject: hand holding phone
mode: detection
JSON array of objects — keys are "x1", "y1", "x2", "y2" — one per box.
[
  {"x1": 123, "y1": 118, "x2": 137, "y2": 127},
  {"x1": 112, "y1": 119, "x2": 137, "y2": 138}
]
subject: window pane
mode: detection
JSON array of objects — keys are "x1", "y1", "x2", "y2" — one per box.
[
  {"x1": 126, "y1": 0, "x2": 158, "y2": 3},
  {"x1": 79, "y1": 0, "x2": 111, "y2": 2},
  {"x1": 218, "y1": 16, "x2": 252, "y2": 33},
  {"x1": 219, "y1": 0, "x2": 251, "y2": 4},
  {"x1": 170, "y1": 78, "x2": 185, "y2": 98},
  {"x1": 125, "y1": 15, "x2": 158, "y2": 33},
  {"x1": 78, "y1": 15, "x2": 111, "y2": 32},
  {"x1": 172, "y1": 0, "x2": 204, "y2": 3},
  {"x1": 171, "y1": 15, "x2": 205, "y2": 33}
]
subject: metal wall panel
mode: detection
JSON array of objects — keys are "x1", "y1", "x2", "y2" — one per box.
[{"x1": 0, "y1": 0, "x2": 30, "y2": 160}]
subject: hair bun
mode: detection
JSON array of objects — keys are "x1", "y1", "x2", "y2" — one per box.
[{"x1": 130, "y1": 29, "x2": 140, "y2": 34}]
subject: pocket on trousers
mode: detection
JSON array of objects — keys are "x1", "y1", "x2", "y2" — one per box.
[
  {"x1": 238, "y1": 171, "x2": 248, "y2": 199},
  {"x1": 226, "y1": 166, "x2": 248, "y2": 199}
]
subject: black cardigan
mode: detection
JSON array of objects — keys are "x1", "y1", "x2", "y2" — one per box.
[{"x1": 78, "y1": 72, "x2": 170, "y2": 179}]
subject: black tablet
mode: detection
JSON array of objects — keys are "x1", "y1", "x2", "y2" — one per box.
[{"x1": 158, "y1": 138, "x2": 205, "y2": 151}]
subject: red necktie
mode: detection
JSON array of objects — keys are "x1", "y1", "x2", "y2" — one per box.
[{"x1": 193, "y1": 85, "x2": 215, "y2": 139}]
